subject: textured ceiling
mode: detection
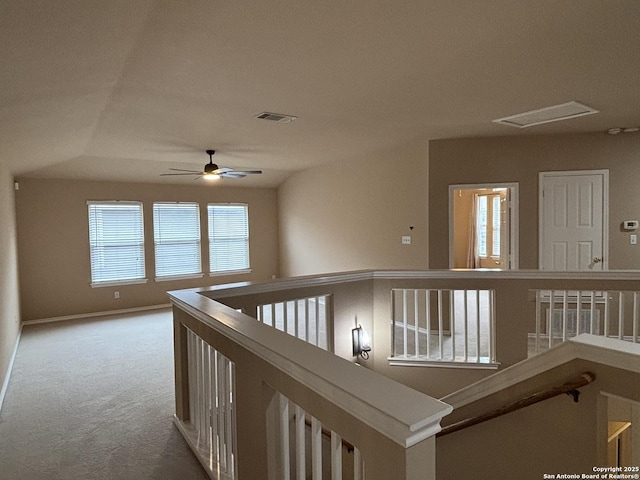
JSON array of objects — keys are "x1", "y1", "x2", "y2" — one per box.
[{"x1": 2, "y1": 1, "x2": 639, "y2": 188}]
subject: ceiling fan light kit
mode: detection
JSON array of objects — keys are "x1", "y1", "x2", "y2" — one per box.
[{"x1": 160, "y1": 149, "x2": 262, "y2": 181}]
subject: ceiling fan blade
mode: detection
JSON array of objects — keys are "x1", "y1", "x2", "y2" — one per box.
[
  {"x1": 160, "y1": 173, "x2": 200, "y2": 176},
  {"x1": 168, "y1": 168, "x2": 202, "y2": 173},
  {"x1": 230, "y1": 170, "x2": 262, "y2": 175},
  {"x1": 220, "y1": 172, "x2": 247, "y2": 178},
  {"x1": 213, "y1": 167, "x2": 234, "y2": 175}
]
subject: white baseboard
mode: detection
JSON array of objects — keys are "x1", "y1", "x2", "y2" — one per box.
[
  {"x1": 22, "y1": 303, "x2": 172, "y2": 326},
  {"x1": 0, "y1": 325, "x2": 22, "y2": 414}
]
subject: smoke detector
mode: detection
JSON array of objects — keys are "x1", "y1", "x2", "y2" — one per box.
[
  {"x1": 493, "y1": 101, "x2": 598, "y2": 128},
  {"x1": 254, "y1": 112, "x2": 298, "y2": 124}
]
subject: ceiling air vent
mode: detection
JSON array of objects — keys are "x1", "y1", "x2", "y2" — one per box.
[
  {"x1": 254, "y1": 112, "x2": 298, "y2": 124},
  {"x1": 493, "y1": 101, "x2": 598, "y2": 128}
]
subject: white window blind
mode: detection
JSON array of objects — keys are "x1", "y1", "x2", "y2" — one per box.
[
  {"x1": 208, "y1": 204, "x2": 250, "y2": 273},
  {"x1": 153, "y1": 202, "x2": 202, "y2": 279},
  {"x1": 88, "y1": 201, "x2": 146, "y2": 286},
  {"x1": 492, "y1": 196, "x2": 501, "y2": 257}
]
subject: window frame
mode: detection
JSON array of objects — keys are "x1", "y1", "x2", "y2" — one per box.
[
  {"x1": 476, "y1": 193, "x2": 502, "y2": 260},
  {"x1": 207, "y1": 203, "x2": 251, "y2": 276},
  {"x1": 87, "y1": 200, "x2": 147, "y2": 287},
  {"x1": 152, "y1": 202, "x2": 204, "y2": 282}
]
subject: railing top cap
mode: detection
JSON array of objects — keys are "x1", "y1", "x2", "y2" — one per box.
[
  {"x1": 175, "y1": 269, "x2": 640, "y2": 300},
  {"x1": 170, "y1": 289, "x2": 452, "y2": 448}
]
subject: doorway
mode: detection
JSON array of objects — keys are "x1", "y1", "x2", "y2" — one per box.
[
  {"x1": 449, "y1": 183, "x2": 519, "y2": 269},
  {"x1": 602, "y1": 393, "x2": 640, "y2": 468},
  {"x1": 539, "y1": 170, "x2": 609, "y2": 271}
]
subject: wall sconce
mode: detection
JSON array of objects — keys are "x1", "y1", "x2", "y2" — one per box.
[{"x1": 352, "y1": 325, "x2": 371, "y2": 359}]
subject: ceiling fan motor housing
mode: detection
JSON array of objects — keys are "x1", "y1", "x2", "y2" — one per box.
[{"x1": 204, "y1": 163, "x2": 218, "y2": 173}]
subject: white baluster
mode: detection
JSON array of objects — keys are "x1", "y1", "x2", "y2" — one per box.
[
  {"x1": 354, "y1": 447, "x2": 364, "y2": 480},
  {"x1": 477, "y1": 290, "x2": 482, "y2": 360},
  {"x1": 562, "y1": 290, "x2": 568, "y2": 342},
  {"x1": 618, "y1": 291, "x2": 624, "y2": 340},
  {"x1": 489, "y1": 290, "x2": 496, "y2": 363},
  {"x1": 535, "y1": 290, "x2": 541, "y2": 354},
  {"x1": 604, "y1": 292, "x2": 610, "y2": 338},
  {"x1": 311, "y1": 418, "x2": 322, "y2": 480},
  {"x1": 402, "y1": 289, "x2": 408, "y2": 357},
  {"x1": 590, "y1": 291, "x2": 596, "y2": 334},
  {"x1": 331, "y1": 431, "x2": 342, "y2": 480},
  {"x1": 438, "y1": 290, "x2": 444, "y2": 360},
  {"x1": 576, "y1": 290, "x2": 582, "y2": 336},
  {"x1": 463, "y1": 290, "x2": 468, "y2": 362},
  {"x1": 450, "y1": 290, "x2": 456, "y2": 361},
  {"x1": 414, "y1": 290, "x2": 419, "y2": 358},
  {"x1": 634, "y1": 292, "x2": 639, "y2": 343},
  {"x1": 295, "y1": 405, "x2": 305, "y2": 480},
  {"x1": 425, "y1": 290, "x2": 431, "y2": 359},
  {"x1": 279, "y1": 394, "x2": 290, "y2": 479}
]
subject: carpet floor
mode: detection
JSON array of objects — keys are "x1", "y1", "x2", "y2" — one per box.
[{"x1": 0, "y1": 308, "x2": 208, "y2": 480}]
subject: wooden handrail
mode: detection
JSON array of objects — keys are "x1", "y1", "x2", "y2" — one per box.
[{"x1": 437, "y1": 372, "x2": 596, "y2": 437}]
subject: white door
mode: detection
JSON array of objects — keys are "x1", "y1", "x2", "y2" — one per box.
[{"x1": 539, "y1": 170, "x2": 608, "y2": 271}]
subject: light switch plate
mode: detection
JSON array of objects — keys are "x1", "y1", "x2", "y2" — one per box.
[
  {"x1": 631, "y1": 234, "x2": 637, "y2": 245},
  {"x1": 402, "y1": 236, "x2": 412, "y2": 245}
]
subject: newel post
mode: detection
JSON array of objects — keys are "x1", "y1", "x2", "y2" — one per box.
[{"x1": 172, "y1": 307, "x2": 190, "y2": 422}]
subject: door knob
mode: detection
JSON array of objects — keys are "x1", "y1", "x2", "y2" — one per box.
[{"x1": 593, "y1": 257, "x2": 602, "y2": 263}]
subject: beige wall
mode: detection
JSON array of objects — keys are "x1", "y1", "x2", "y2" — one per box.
[
  {"x1": 0, "y1": 161, "x2": 21, "y2": 393},
  {"x1": 278, "y1": 143, "x2": 430, "y2": 276},
  {"x1": 429, "y1": 132, "x2": 640, "y2": 270},
  {"x1": 437, "y1": 360, "x2": 640, "y2": 480},
  {"x1": 14, "y1": 178, "x2": 279, "y2": 321}
]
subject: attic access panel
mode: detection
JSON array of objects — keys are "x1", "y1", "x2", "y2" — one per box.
[{"x1": 493, "y1": 101, "x2": 598, "y2": 128}]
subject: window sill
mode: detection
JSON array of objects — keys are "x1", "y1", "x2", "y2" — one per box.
[
  {"x1": 91, "y1": 278, "x2": 148, "y2": 288},
  {"x1": 388, "y1": 356, "x2": 500, "y2": 370},
  {"x1": 209, "y1": 268, "x2": 252, "y2": 277},
  {"x1": 155, "y1": 273, "x2": 205, "y2": 282}
]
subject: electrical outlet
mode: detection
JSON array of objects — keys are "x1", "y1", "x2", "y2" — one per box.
[
  {"x1": 114, "y1": 291, "x2": 120, "y2": 299},
  {"x1": 402, "y1": 235, "x2": 412, "y2": 245}
]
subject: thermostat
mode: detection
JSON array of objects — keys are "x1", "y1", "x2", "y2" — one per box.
[{"x1": 623, "y1": 220, "x2": 639, "y2": 230}]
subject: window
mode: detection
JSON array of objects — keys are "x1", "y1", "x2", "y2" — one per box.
[
  {"x1": 87, "y1": 201, "x2": 146, "y2": 286},
  {"x1": 476, "y1": 193, "x2": 501, "y2": 259},
  {"x1": 491, "y1": 196, "x2": 501, "y2": 257},
  {"x1": 153, "y1": 202, "x2": 202, "y2": 280},
  {"x1": 477, "y1": 195, "x2": 488, "y2": 257},
  {"x1": 208, "y1": 204, "x2": 250, "y2": 274}
]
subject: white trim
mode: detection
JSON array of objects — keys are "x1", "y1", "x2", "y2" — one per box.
[
  {"x1": 22, "y1": 303, "x2": 171, "y2": 326},
  {"x1": 371, "y1": 269, "x2": 640, "y2": 280},
  {"x1": 85, "y1": 199, "x2": 142, "y2": 206},
  {"x1": 441, "y1": 334, "x2": 640, "y2": 409},
  {"x1": 388, "y1": 357, "x2": 500, "y2": 370},
  {"x1": 190, "y1": 269, "x2": 640, "y2": 301},
  {"x1": 209, "y1": 268, "x2": 252, "y2": 277},
  {"x1": 155, "y1": 273, "x2": 204, "y2": 282},
  {"x1": 0, "y1": 325, "x2": 22, "y2": 414},
  {"x1": 601, "y1": 391, "x2": 640, "y2": 408},
  {"x1": 538, "y1": 169, "x2": 610, "y2": 271},
  {"x1": 91, "y1": 278, "x2": 148, "y2": 288},
  {"x1": 448, "y1": 183, "x2": 519, "y2": 270}
]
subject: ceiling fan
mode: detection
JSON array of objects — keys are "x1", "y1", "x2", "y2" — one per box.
[{"x1": 160, "y1": 149, "x2": 262, "y2": 181}]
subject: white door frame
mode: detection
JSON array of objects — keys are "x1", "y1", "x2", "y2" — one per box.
[
  {"x1": 448, "y1": 182, "x2": 519, "y2": 269},
  {"x1": 538, "y1": 170, "x2": 609, "y2": 270}
]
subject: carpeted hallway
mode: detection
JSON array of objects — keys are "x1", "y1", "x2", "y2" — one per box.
[{"x1": 0, "y1": 308, "x2": 208, "y2": 480}]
